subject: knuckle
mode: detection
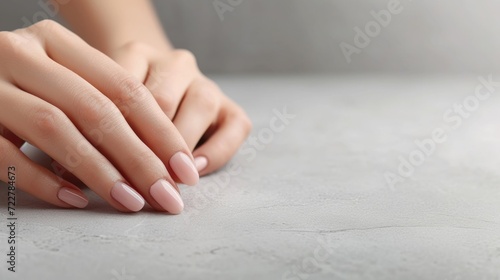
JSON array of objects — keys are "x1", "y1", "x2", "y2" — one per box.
[
  {"x1": 154, "y1": 93, "x2": 177, "y2": 115},
  {"x1": 31, "y1": 106, "x2": 68, "y2": 140},
  {"x1": 112, "y1": 75, "x2": 150, "y2": 112},
  {"x1": 76, "y1": 93, "x2": 117, "y2": 126},
  {"x1": 0, "y1": 32, "x2": 20, "y2": 46},
  {"x1": 174, "y1": 49, "x2": 197, "y2": 65},
  {"x1": 121, "y1": 41, "x2": 150, "y2": 54},
  {"x1": 212, "y1": 139, "x2": 233, "y2": 159},
  {"x1": 30, "y1": 19, "x2": 61, "y2": 33},
  {"x1": 192, "y1": 78, "x2": 221, "y2": 109},
  {"x1": 0, "y1": 32, "x2": 30, "y2": 60},
  {"x1": 125, "y1": 150, "x2": 164, "y2": 176},
  {"x1": 227, "y1": 104, "x2": 252, "y2": 134},
  {"x1": 27, "y1": 20, "x2": 75, "y2": 44},
  {"x1": 238, "y1": 113, "x2": 253, "y2": 134},
  {"x1": 191, "y1": 88, "x2": 218, "y2": 113}
]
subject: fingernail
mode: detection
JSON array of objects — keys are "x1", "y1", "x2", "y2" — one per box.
[
  {"x1": 58, "y1": 186, "x2": 88, "y2": 208},
  {"x1": 150, "y1": 179, "x2": 184, "y2": 214},
  {"x1": 194, "y1": 156, "x2": 208, "y2": 172},
  {"x1": 111, "y1": 182, "x2": 145, "y2": 212},
  {"x1": 170, "y1": 152, "x2": 199, "y2": 186}
]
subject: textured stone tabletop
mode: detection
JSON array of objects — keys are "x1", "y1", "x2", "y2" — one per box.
[{"x1": 1, "y1": 75, "x2": 500, "y2": 280}]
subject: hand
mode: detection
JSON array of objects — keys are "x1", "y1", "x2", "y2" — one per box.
[
  {"x1": 108, "y1": 42, "x2": 252, "y2": 176},
  {"x1": 0, "y1": 20, "x2": 200, "y2": 214}
]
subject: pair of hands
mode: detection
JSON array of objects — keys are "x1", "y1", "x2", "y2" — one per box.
[{"x1": 0, "y1": 20, "x2": 251, "y2": 214}]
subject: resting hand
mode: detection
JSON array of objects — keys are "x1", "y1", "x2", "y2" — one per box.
[
  {"x1": 108, "y1": 42, "x2": 252, "y2": 176},
  {"x1": 0, "y1": 21, "x2": 199, "y2": 214}
]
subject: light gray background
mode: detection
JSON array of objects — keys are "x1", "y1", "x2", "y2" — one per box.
[{"x1": 0, "y1": 0, "x2": 500, "y2": 73}]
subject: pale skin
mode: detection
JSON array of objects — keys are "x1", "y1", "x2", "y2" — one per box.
[{"x1": 0, "y1": 0, "x2": 252, "y2": 214}]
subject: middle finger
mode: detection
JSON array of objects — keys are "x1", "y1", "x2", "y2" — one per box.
[{"x1": 10, "y1": 49, "x2": 184, "y2": 213}]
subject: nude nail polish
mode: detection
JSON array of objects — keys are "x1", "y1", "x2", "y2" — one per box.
[
  {"x1": 169, "y1": 152, "x2": 199, "y2": 186},
  {"x1": 111, "y1": 182, "x2": 145, "y2": 212},
  {"x1": 58, "y1": 186, "x2": 88, "y2": 208},
  {"x1": 150, "y1": 179, "x2": 184, "y2": 214},
  {"x1": 194, "y1": 156, "x2": 208, "y2": 172}
]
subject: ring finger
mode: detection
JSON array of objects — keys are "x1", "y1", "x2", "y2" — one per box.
[{"x1": 0, "y1": 84, "x2": 145, "y2": 212}]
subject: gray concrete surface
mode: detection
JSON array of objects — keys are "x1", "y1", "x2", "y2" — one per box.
[{"x1": 1, "y1": 75, "x2": 500, "y2": 280}]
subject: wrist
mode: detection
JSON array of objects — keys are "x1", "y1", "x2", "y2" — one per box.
[{"x1": 59, "y1": 0, "x2": 173, "y2": 55}]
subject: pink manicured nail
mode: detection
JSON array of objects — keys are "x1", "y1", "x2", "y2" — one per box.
[
  {"x1": 150, "y1": 179, "x2": 184, "y2": 214},
  {"x1": 58, "y1": 187, "x2": 88, "y2": 208},
  {"x1": 194, "y1": 156, "x2": 208, "y2": 172},
  {"x1": 111, "y1": 182, "x2": 145, "y2": 212},
  {"x1": 170, "y1": 152, "x2": 199, "y2": 186}
]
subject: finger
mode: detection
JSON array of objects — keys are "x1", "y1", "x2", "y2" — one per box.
[
  {"x1": 173, "y1": 78, "x2": 221, "y2": 151},
  {"x1": 0, "y1": 134, "x2": 88, "y2": 209},
  {"x1": 192, "y1": 99, "x2": 252, "y2": 176},
  {"x1": 0, "y1": 84, "x2": 145, "y2": 213},
  {"x1": 11, "y1": 49, "x2": 174, "y2": 212},
  {"x1": 50, "y1": 159, "x2": 83, "y2": 185},
  {"x1": 144, "y1": 49, "x2": 199, "y2": 119},
  {"x1": 109, "y1": 42, "x2": 150, "y2": 82},
  {"x1": 0, "y1": 125, "x2": 24, "y2": 148},
  {"x1": 24, "y1": 20, "x2": 199, "y2": 188}
]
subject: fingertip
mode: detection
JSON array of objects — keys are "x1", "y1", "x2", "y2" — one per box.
[
  {"x1": 169, "y1": 151, "x2": 199, "y2": 186},
  {"x1": 111, "y1": 182, "x2": 145, "y2": 212},
  {"x1": 57, "y1": 184, "x2": 89, "y2": 209},
  {"x1": 150, "y1": 179, "x2": 184, "y2": 214},
  {"x1": 194, "y1": 156, "x2": 208, "y2": 172}
]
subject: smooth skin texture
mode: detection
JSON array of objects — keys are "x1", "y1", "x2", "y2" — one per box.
[
  {"x1": 59, "y1": 0, "x2": 252, "y2": 176},
  {"x1": 0, "y1": 21, "x2": 195, "y2": 213},
  {"x1": 0, "y1": 1, "x2": 251, "y2": 214}
]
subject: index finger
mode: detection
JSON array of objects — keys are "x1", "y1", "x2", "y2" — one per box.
[{"x1": 25, "y1": 21, "x2": 199, "y2": 186}]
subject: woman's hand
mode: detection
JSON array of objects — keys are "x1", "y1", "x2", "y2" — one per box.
[
  {"x1": 107, "y1": 42, "x2": 252, "y2": 176},
  {"x1": 0, "y1": 20, "x2": 200, "y2": 214},
  {"x1": 56, "y1": 0, "x2": 252, "y2": 176}
]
